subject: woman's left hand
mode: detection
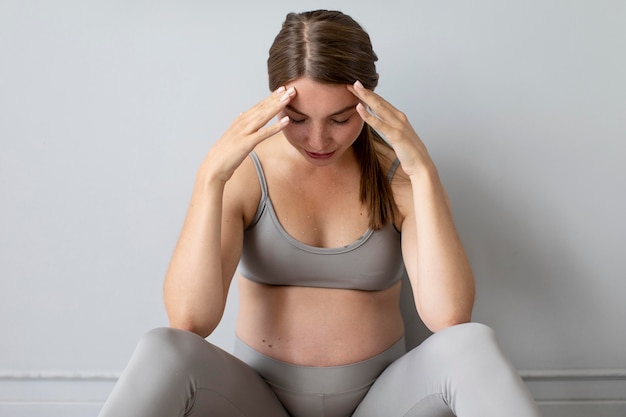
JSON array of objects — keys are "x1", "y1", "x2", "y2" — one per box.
[
  {"x1": 347, "y1": 81, "x2": 434, "y2": 178},
  {"x1": 349, "y1": 81, "x2": 475, "y2": 331}
]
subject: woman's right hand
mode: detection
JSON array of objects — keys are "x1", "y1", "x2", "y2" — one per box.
[
  {"x1": 165, "y1": 87, "x2": 295, "y2": 336},
  {"x1": 200, "y1": 86, "x2": 296, "y2": 183}
]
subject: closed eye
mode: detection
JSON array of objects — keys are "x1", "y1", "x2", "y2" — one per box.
[
  {"x1": 331, "y1": 118, "x2": 351, "y2": 125},
  {"x1": 290, "y1": 117, "x2": 350, "y2": 125}
]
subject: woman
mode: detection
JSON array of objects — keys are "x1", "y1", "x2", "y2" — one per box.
[{"x1": 99, "y1": 10, "x2": 541, "y2": 417}]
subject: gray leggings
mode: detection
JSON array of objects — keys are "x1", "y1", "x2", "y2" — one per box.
[{"x1": 98, "y1": 323, "x2": 541, "y2": 417}]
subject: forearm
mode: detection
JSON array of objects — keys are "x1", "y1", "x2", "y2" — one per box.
[
  {"x1": 163, "y1": 171, "x2": 229, "y2": 337},
  {"x1": 410, "y1": 167, "x2": 475, "y2": 331},
  {"x1": 347, "y1": 82, "x2": 475, "y2": 330},
  {"x1": 162, "y1": 86, "x2": 292, "y2": 336}
]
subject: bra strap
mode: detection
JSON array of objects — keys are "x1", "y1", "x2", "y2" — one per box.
[
  {"x1": 386, "y1": 158, "x2": 401, "y2": 182},
  {"x1": 247, "y1": 151, "x2": 268, "y2": 227}
]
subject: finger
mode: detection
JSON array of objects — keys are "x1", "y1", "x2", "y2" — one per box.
[
  {"x1": 355, "y1": 102, "x2": 387, "y2": 132},
  {"x1": 249, "y1": 115, "x2": 290, "y2": 145},
  {"x1": 348, "y1": 82, "x2": 403, "y2": 125},
  {"x1": 240, "y1": 87, "x2": 295, "y2": 133},
  {"x1": 356, "y1": 101, "x2": 410, "y2": 146}
]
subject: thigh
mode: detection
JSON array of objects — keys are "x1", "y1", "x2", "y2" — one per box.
[
  {"x1": 99, "y1": 328, "x2": 289, "y2": 417},
  {"x1": 185, "y1": 332, "x2": 290, "y2": 417},
  {"x1": 352, "y1": 329, "x2": 456, "y2": 417},
  {"x1": 353, "y1": 323, "x2": 540, "y2": 417}
]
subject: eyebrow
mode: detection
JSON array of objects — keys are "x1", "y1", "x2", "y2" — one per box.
[{"x1": 285, "y1": 104, "x2": 356, "y2": 118}]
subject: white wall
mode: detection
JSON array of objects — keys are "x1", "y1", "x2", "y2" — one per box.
[{"x1": 1, "y1": 1, "x2": 625, "y2": 415}]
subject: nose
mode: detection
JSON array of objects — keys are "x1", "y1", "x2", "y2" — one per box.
[{"x1": 308, "y1": 123, "x2": 329, "y2": 151}]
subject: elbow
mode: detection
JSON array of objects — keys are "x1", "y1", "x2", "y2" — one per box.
[
  {"x1": 164, "y1": 292, "x2": 226, "y2": 339},
  {"x1": 166, "y1": 305, "x2": 223, "y2": 339},
  {"x1": 168, "y1": 318, "x2": 216, "y2": 339},
  {"x1": 425, "y1": 285, "x2": 476, "y2": 332},
  {"x1": 419, "y1": 299, "x2": 474, "y2": 333}
]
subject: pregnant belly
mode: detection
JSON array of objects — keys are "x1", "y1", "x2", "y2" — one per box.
[{"x1": 236, "y1": 277, "x2": 404, "y2": 366}]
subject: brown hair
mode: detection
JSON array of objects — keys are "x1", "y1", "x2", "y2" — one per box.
[{"x1": 268, "y1": 10, "x2": 397, "y2": 229}]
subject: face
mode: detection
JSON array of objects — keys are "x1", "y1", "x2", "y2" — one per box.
[{"x1": 279, "y1": 77, "x2": 364, "y2": 166}]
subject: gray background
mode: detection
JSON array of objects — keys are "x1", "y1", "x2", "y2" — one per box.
[{"x1": 1, "y1": 0, "x2": 625, "y2": 415}]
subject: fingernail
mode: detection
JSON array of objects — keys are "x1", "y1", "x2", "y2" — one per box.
[
  {"x1": 280, "y1": 116, "x2": 289, "y2": 125},
  {"x1": 280, "y1": 87, "x2": 295, "y2": 102},
  {"x1": 275, "y1": 86, "x2": 286, "y2": 94},
  {"x1": 354, "y1": 80, "x2": 364, "y2": 89}
]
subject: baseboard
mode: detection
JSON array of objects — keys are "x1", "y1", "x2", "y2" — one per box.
[
  {"x1": 1, "y1": 369, "x2": 625, "y2": 417},
  {"x1": 0, "y1": 402, "x2": 103, "y2": 417},
  {"x1": 522, "y1": 369, "x2": 626, "y2": 417},
  {"x1": 536, "y1": 401, "x2": 626, "y2": 417},
  {"x1": 0, "y1": 372, "x2": 116, "y2": 417}
]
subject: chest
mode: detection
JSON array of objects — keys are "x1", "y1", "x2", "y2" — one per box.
[{"x1": 265, "y1": 169, "x2": 369, "y2": 249}]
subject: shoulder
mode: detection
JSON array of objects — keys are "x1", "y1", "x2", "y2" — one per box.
[{"x1": 224, "y1": 152, "x2": 263, "y2": 228}]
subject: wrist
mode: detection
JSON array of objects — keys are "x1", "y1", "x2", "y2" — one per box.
[
  {"x1": 193, "y1": 167, "x2": 229, "y2": 202},
  {"x1": 408, "y1": 160, "x2": 439, "y2": 184},
  {"x1": 196, "y1": 159, "x2": 230, "y2": 188}
]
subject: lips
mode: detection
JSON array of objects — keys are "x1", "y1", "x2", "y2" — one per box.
[{"x1": 305, "y1": 150, "x2": 336, "y2": 160}]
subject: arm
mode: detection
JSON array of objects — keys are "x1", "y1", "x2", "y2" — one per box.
[
  {"x1": 163, "y1": 86, "x2": 296, "y2": 337},
  {"x1": 398, "y1": 171, "x2": 475, "y2": 332},
  {"x1": 348, "y1": 81, "x2": 475, "y2": 332}
]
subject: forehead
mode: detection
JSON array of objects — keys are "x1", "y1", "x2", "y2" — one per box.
[{"x1": 285, "y1": 77, "x2": 358, "y2": 117}]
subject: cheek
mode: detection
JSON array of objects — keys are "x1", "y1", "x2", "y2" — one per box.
[
  {"x1": 281, "y1": 124, "x2": 306, "y2": 143},
  {"x1": 340, "y1": 120, "x2": 365, "y2": 143}
]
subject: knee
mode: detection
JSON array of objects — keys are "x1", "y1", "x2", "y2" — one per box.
[
  {"x1": 425, "y1": 322, "x2": 501, "y2": 363},
  {"x1": 132, "y1": 327, "x2": 211, "y2": 372},
  {"x1": 139, "y1": 326, "x2": 204, "y2": 347},
  {"x1": 438, "y1": 322, "x2": 496, "y2": 347}
]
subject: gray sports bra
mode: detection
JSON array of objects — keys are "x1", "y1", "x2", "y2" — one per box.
[{"x1": 237, "y1": 152, "x2": 405, "y2": 291}]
